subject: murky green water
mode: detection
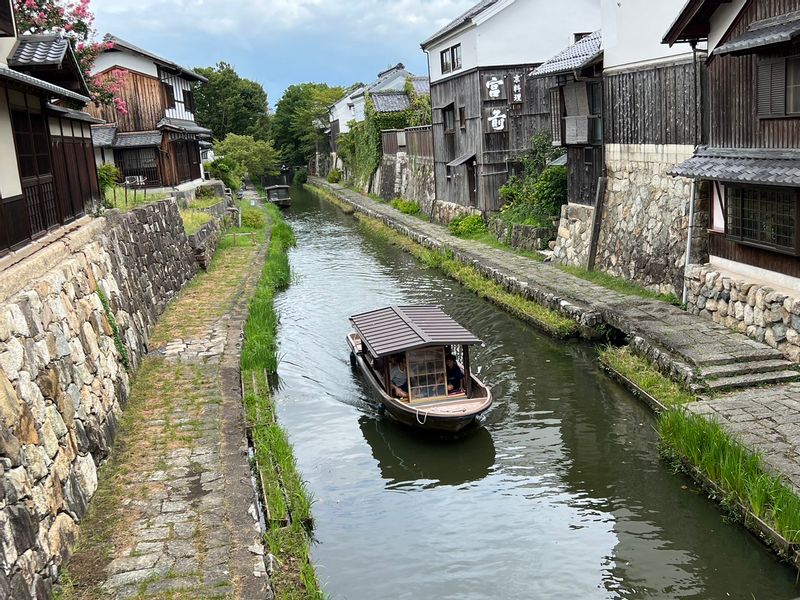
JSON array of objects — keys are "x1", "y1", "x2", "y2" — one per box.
[{"x1": 271, "y1": 186, "x2": 800, "y2": 599}]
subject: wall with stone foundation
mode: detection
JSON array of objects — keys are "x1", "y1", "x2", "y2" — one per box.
[
  {"x1": 596, "y1": 144, "x2": 707, "y2": 295},
  {"x1": 0, "y1": 200, "x2": 196, "y2": 598},
  {"x1": 686, "y1": 264, "x2": 800, "y2": 362},
  {"x1": 489, "y1": 219, "x2": 555, "y2": 252},
  {"x1": 552, "y1": 203, "x2": 595, "y2": 267},
  {"x1": 373, "y1": 153, "x2": 435, "y2": 211}
]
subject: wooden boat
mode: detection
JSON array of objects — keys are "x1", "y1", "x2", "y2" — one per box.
[
  {"x1": 347, "y1": 305, "x2": 492, "y2": 433},
  {"x1": 265, "y1": 185, "x2": 291, "y2": 208}
]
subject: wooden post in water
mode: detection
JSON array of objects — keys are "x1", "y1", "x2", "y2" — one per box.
[{"x1": 463, "y1": 345, "x2": 472, "y2": 398}]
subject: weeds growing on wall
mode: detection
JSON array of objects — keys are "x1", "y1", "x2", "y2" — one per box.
[{"x1": 96, "y1": 289, "x2": 130, "y2": 372}]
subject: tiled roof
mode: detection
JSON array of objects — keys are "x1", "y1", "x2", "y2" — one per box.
[
  {"x1": 371, "y1": 91, "x2": 411, "y2": 113},
  {"x1": 352, "y1": 64, "x2": 411, "y2": 99},
  {"x1": 670, "y1": 147, "x2": 800, "y2": 186},
  {"x1": 410, "y1": 76, "x2": 430, "y2": 95},
  {"x1": 714, "y1": 11, "x2": 800, "y2": 56},
  {"x1": 531, "y1": 30, "x2": 602, "y2": 77},
  {"x1": 421, "y1": 0, "x2": 502, "y2": 47},
  {"x1": 0, "y1": 63, "x2": 89, "y2": 103},
  {"x1": 9, "y1": 34, "x2": 68, "y2": 66},
  {"x1": 157, "y1": 117, "x2": 212, "y2": 136},
  {"x1": 91, "y1": 125, "x2": 117, "y2": 147},
  {"x1": 47, "y1": 103, "x2": 105, "y2": 124},
  {"x1": 113, "y1": 131, "x2": 162, "y2": 148},
  {"x1": 104, "y1": 34, "x2": 208, "y2": 83}
]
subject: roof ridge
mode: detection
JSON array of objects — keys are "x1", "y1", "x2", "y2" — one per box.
[
  {"x1": 392, "y1": 306, "x2": 432, "y2": 344},
  {"x1": 749, "y1": 10, "x2": 800, "y2": 31}
]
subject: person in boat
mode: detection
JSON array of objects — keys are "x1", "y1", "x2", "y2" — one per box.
[
  {"x1": 390, "y1": 355, "x2": 409, "y2": 399},
  {"x1": 445, "y1": 353, "x2": 464, "y2": 394}
]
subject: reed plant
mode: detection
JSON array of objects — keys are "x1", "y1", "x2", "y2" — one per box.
[{"x1": 659, "y1": 409, "x2": 800, "y2": 544}]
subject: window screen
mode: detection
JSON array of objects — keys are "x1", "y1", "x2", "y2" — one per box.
[{"x1": 407, "y1": 348, "x2": 447, "y2": 400}]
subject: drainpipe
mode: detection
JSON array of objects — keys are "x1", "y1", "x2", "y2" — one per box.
[{"x1": 682, "y1": 178, "x2": 698, "y2": 306}]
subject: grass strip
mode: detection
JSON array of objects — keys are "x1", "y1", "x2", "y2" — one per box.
[
  {"x1": 599, "y1": 346, "x2": 695, "y2": 408},
  {"x1": 179, "y1": 208, "x2": 212, "y2": 235},
  {"x1": 557, "y1": 264, "x2": 681, "y2": 305},
  {"x1": 306, "y1": 184, "x2": 578, "y2": 338},
  {"x1": 659, "y1": 409, "x2": 800, "y2": 547},
  {"x1": 240, "y1": 204, "x2": 323, "y2": 599},
  {"x1": 103, "y1": 185, "x2": 171, "y2": 211}
]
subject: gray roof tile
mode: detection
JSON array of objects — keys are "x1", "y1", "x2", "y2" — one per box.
[
  {"x1": 9, "y1": 34, "x2": 69, "y2": 66},
  {"x1": 670, "y1": 147, "x2": 800, "y2": 186},
  {"x1": 421, "y1": 0, "x2": 502, "y2": 47},
  {"x1": 715, "y1": 11, "x2": 800, "y2": 56},
  {"x1": 371, "y1": 91, "x2": 411, "y2": 113},
  {"x1": 104, "y1": 34, "x2": 208, "y2": 83},
  {"x1": 113, "y1": 131, "x2": 162, "y2": 148},
  {"x1": 0, "y1": 63, "x2": 89, "y2": 103},
  {"x1": 91, "y1": 125, "x2": 117, "y2": 147},
  {"x1": 157, "y1": 117, "x2": 212, "y2": 136},
  {"x1": 410, "y1": 76, "x2": 430, "y2": 95},
  {"x1": 531, "y1": 30, "x2": 602, "y2": 77}
]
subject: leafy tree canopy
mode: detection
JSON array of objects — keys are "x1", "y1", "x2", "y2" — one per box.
[
  {"x1": 193, "y1": 62, "x2": 270, "y2": 140},
  {"x1": 271, "y1": 82, "x2": 345, "y2": 166},
  {"x1": 214, "y1": 134, "x2": 280, "y2": 181}
]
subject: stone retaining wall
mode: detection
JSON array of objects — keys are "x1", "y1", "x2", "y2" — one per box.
[
  {"x1": 188, "y1": 217, "x2": 222, "y2": 271},
  {"x1": 489, "y1": 219, "x2": 555, "y2": 252},
  {"x1": 0, "y1": 200, "x2": 196, "y2": 597},
  {"x1": 686, "y1": 264, "x2": 800, "y2": 362},
  {"x1": 552, "y1": 203, "x2": 595, "y2": 267},
  {"x1": 374, "y1": 153, "x2": 435, "y2": 212}
]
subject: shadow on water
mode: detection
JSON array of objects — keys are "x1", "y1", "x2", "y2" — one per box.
[
  {"x1": 358, "y1": 415, "x2": 496, "y2": 490},
  {"x1": 270, "y1": 185, "x2": 800, "y2": 600}
]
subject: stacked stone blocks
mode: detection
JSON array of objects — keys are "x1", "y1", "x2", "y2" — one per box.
[{"x1": 0, "y1": 199, "x2": 196, "y2": 598}]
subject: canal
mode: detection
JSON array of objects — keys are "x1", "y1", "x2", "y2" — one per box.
[{"x1": 272, "y1": 186, "x2": 800, "y2": 599}]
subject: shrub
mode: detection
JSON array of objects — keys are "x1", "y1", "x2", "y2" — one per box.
[
  {"x1": 98, "y1": 163, "x2": 120, "y2": 207},
  {"x1": 206, "y1": 157, "x2": 243, "y2": 191},
  {"x1": 327, "y1": 168, "x2": 341, "y2": 183},
  {"x1": 241, "y1": 207, "x2": 266, "y2": 230},
  {"x1": 391, "y1": 198, "x2": 421, "y2": 215},
  {"x1": 293, "y1": 168, "x2": 308, "y2": 185},
  {"x1": 196, "y1": 185, "x2": 217, "y2": 199},
  {"x1": 531, "y1": 166, "x2": 568, "y2": 218},
  {"x1": 449, "y1": 214, "x2": 486, "y2": 238}
]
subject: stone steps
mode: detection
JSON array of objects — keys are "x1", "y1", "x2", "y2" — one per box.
[
  {"x1": 700, "y1": 359, "x2": 797, "y2": 380},
  {"x1": 696, "y1": 347, "x2": 787, "y2": 367},
  {"x1": 704, "y1": 370, "x2": 800, "y2": 393}
]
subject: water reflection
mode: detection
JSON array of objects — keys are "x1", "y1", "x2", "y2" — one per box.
[{"x1": 358, "y1": 416, "x2": 496, "y2": 490}]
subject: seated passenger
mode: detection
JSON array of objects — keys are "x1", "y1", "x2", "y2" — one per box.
[
  {"x1": 390, "y1": 355, "x2": 409, "y2": 399},
  {"x1": 445, "y1": 354, "x2": 463, "y2": 394}
]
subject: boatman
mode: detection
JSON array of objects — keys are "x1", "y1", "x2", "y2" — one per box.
[
  {"x1": 445, "y1": 354, "x2": 463, "y2": 394},
  {"x1": 390, "y1": 355, "x2": 409, "y2": 399}
]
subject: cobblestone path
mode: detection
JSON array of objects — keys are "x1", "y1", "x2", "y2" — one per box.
[
  {"x1": 60, "y1": 237, "x2": 270, "y2": 599},
  {"x1": 311, "y1": 178, "x2": 800, "y2": 499}
]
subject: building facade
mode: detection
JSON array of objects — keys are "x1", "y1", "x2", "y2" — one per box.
[
  {"x1": 421, "y1": 0, "x2": 601, "y2": 213},
  {"x1": 0, "y1": 11, "x2": 101, "y2": 257},
  {"x1": 87, "y1": 35, "x2": 210, "y2": 188}
]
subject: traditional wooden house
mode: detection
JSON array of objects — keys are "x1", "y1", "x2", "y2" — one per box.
[
  {"x1": 0, "y1": 8, "x2": 101, "y2": 257},
  {"x1": 538, "y1": 0, "x2": 702, "y2": 295},
  {"x1": 664, "y1": 0, "x2": 800, "y2": 287},
  {"x1": 87, "y1": 35, "x2": 210, "y2": 188},
  {"x1": 420, "y1": 0, "x2": 601, "y2": 214}
]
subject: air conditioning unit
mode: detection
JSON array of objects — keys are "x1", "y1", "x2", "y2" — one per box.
[{"x1": 564, "y1": 116, "x2": 589, "y2": 145}]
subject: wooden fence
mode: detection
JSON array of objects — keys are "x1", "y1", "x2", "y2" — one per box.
[{"x1": 381, "y1": 125, "x2": 433, "y2": 159}]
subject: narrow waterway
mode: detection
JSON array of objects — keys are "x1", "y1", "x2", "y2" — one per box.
[{"x1": 272, "y1": 186, "x2": 800, "y2": 600}]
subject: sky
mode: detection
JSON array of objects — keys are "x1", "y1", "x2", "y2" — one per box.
[{"x1": 91, "y1": 0, "x2": 477, "y2": 108}]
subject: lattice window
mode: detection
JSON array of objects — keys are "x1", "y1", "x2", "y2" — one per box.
[
  {"x1": 407, "y1": 348, "x2": 447, "y2": 401},
  {"x1": 727, "y1": 185, "x2": 798, "y2": 254}
]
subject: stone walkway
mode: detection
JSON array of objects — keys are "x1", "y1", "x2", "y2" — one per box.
[
  {"x1": 310, "y1": 178, "x2": 800, "y2": 494},
  {"x1": 60, "y1": 238, "x2": 271, "y2": 599}
]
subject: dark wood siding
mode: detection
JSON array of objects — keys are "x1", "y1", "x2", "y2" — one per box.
[
  {"x1": 406, "y1": 126, "x2": 433, "y2": 158},
  {"x1": 604, "y1": 58, "x2": 704, "y2": 145},
  {"x1": 708, "y1": 0, "x2": 800, "y2": 149},
  {"x1": 86, "y1": 69, "x2": 165, "y2": 132},
  {"x1": 710, "y1": 232, "x2": 800, "y2": 277},
  {"x1": 567, "y1": 146, "x2": 602, "y2": 205},
  {"x1": 381, "y1": 130, "x2": 399, "y2": 155}
]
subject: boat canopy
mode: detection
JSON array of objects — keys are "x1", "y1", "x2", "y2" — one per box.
[
  {"x1": 350, "y1": 305, "x2": 482, "y2": 358},
  {"x1": 265, "y1": 185, "x2": 289, "y2": 190}
]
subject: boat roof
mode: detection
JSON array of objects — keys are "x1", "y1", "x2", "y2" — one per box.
[
  {"x1": 265, "y1": 185, "x2": 290, "y2": 190},
  {"x1": 350, "y1": 305, "x2": 482, "y2": 358}
]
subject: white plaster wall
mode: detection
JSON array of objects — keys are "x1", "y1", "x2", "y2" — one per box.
[
  {"x1": 163, "y1": 73, "x2": 195, "y2": 121},
  {"x1": 601, "y1": 0, "x2": 694, "y2": 69},
  {"x1": 476, "y1": 0, "x2": 601, "y2": 67},
  {"x1": 708, "y1": 0, "x2": 747, "y2": 51},
  {"x1": 0, "y1": 38, "x2": 16, "y2": 66},
  {"x1": 372, "y1": 71, "x2": 410, "y2": 93},
  {"x1": 0, "y1": 91, "x2": 22, "y2": 198},
  {"x1": 426, "y1": 27, "x2": 478, "y2": 83},
  {"x1": 92, "y1": 51, "x2": 158, "y2": 77},
  {"x1": 330, "y1": 95, "x2": 355, "y2": 133}
]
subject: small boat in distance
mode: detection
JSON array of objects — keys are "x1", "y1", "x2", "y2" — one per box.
[
  {"x1": 347, "y1": 305, "x2": 492, "y2": 433},
  {"x1": 265, "y1": 185, "x2": 291, "y2": 208}
]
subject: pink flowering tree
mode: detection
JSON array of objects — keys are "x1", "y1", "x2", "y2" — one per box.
[{"x1": 13, "y1": 0, "x2": 127, "y2": 113}]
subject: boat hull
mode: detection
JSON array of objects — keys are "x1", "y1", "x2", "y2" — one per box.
[{"x1": 347, "y1": 335, "x2": 492, "y2": 433}]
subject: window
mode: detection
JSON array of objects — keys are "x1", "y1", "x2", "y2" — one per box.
[
  {"x1": 443, "y1": 105, "x2": 455, "y2": 132},
  {"x1": 758, "y1": 56, "x2": 800, "y2": 117},
  {"x1": 182, "y1": 89, "x2": 195, "y2": 113},
  {"x1": 440, "y1": 44, "x2": 462, "y2": 75},
  {"x1": 441, "y1": 49, "x2": 452, "y2": 74},
  {"x1": 451, "y1": 44, "x2": 462, "y2": 71},
  {"x1": 727, "y1": 185, "x2": 798, "y2": 255},
  {"x1": 11, "y1": 109, "x2": 50, "y2": 179},
  {"x1": 407, "y1": 348, "x2": 447, "y2": 400},
  {"x1": 163, "y1": 82, "x2": 175, "y2": 109},
  {"x1": 0, "y1": 0, "x2": 14, "y2": 36},
  {"x1": 459, "y1": 107, "x2": 466, "y2": 129}
]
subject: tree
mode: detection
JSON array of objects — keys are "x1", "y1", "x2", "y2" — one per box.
[
  {"x1": 214, "y1": 134, "x2": 280, "y2": 181},
  {"x1": 271, "y1": 83, "x2": 344, "y2": 166},
  {"x1": 14, "y1": 0, "x2": 128, "y2": 112},
  {"x1": 193, "y1": 63, "x2": 270, "y2": 140}
]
